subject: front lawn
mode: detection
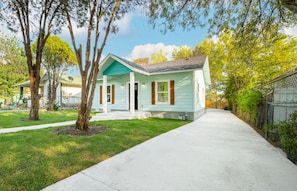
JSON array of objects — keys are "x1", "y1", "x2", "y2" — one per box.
[
  {"x1": 0, "y1": 118, "x2": 190, "y2": 191},
  {"x1": 0, "y1": 110, "x2": 79, "y2": 128}
]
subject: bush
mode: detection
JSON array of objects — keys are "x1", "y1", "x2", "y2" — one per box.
[
  {"x1": 236, "y1": 89, "x2": 262, "y2": 125},
  {"x1": 266, "y1": 111, "x2": 297, "y2": 163},
  {"x1": 237, "y1": 89, "x2": 262, "y2": 112}
]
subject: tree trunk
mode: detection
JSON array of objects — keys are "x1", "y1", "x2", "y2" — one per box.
[
  {"x1": 76, "y1": 104, "x2": 90, "y2": 131},
  {"x1": 75, "y1": 77, "x2": 91, "y2": 131},
  {"x1": 29, "y1": 73, "x2": 40, "y2": 120}
]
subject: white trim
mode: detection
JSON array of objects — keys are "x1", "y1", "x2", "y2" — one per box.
[
  {"x1": 130, "y1": 72, "x2": 135, "y2": 114},
  {"x1": 155, "y1": 80, "x2": 170, "y2": 105},
  {"x1": 102, "y1": 75, "x2": 107, "y2": 113}
]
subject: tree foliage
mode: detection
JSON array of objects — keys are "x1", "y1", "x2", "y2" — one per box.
[
  {"x1": 0, "y1": 32, "x2": 27, "y2": 98},
  {"x1": 0, "y1": 0, "x2": 65, "y2": 120},
  {"x1": 32, "y1": 36, "x2": 77, "y2": 111},
  {"x1": 151, "y1": 50, "x2": 168, "y2": 64},
  {"x1": 148, "y1": 0, "x2": 297, "y2": 40},
  {"x1": 172, "y1": 46, "x2": 193, "y2": 60},
  {"x1": 196, "y1": 31, "x2": 297, "y2": 114},
  {"x1": 133, "y1": 57, "x2": 149, "y2": 65}
]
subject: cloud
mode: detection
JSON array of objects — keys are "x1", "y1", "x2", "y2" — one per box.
[
  {"x1": 127, "y1": 43, "x2": 179, "y2": 61},
  {"x1": 114, "y1": 13, "x2": 134, "y2": 36},
  {"x1": 283, "y1": 26, "x2": 297, "y2": 37}
]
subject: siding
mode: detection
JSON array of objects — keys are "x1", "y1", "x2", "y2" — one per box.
[
  {"x1": 103, "y1": 61, "x2": 132, "y2": 75},
  {"x1": 138, "y1": 72, "x2": 194, "y2": 112},
  {"x1": 93, "y1": 71, "x2": 203, "y2": 113},
  {"x1": 93, "y1": 74, "x2": 129, "y2": 110}
]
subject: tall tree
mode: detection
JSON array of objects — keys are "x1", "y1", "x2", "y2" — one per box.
[
  {"x1": 0, "y1": 32, "x2": 27, "y2": 98},
  {"x1": 151, "y1": 50, "x2": 168, "y2": 64},
  {"x1": 172, "y1": 46, "x2": 193, "y2": 60},
  {"x1": 0, "y1": 1, "x2": 65, "y2": 120},
  {"x1": 32, "y1": 36, "x2": 77, "y2": 111},
  {"x1": 197, "y1": 31, "x2": 297, "y2": 111},
  {"x1": 62, "y1": 0, "x2": 143, "y2": 130}
]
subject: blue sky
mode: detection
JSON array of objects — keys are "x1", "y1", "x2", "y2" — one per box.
[{"x1": 57, "y1": 12, "x2": 210, "y2": 62}]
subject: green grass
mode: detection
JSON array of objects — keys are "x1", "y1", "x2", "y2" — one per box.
[
  {"x1": 0, "y1": 110, "x2": 79, "y2": 128},
  {"x1": 0, "y1": 118, "x2": 190, "y2": 191}
]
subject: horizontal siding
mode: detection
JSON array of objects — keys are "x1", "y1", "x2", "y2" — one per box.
[
  {"x1": 93, "y1": 72, "x2": 197, "y2": 112},
  {"x1": 93, "y1": 74, "x2": 129, "y2": 111},
  {"x1": 138, "y1": 72, "x2": 194, "y2": 112}
]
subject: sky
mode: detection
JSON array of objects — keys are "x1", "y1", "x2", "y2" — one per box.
[
  {"x1": 1, "y1": 10, "x2": 297, "y2": 76},
  {"x1": 56, "y1": 12, "x2": 210, "y2": 62}
]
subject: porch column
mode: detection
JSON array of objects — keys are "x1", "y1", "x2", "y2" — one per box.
[
  {"x1": 130, "y1": 72, "x2": 135, "y2": 114},
  {"x1": 103, "y1": 75, "x2": 108, "y2": 113}
]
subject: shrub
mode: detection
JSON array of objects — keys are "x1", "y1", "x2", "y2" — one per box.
[
  {"x1": 237, "y1": 89, "x2": 262, "y2": 113},
  {"x1": 266, "y1": 111, "x2": 297, "y2": 163}
]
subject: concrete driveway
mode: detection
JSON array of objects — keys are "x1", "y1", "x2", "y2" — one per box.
[{"x1": 42, "y1": 109, "x2": 297, "y2": 191}]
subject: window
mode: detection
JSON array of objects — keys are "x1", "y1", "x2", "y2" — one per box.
[
  {"x1": 100, "y1": 84, "x2": 115, "y2": 104},
  {"x1": 107, "y1": 85, "x2": 111, "y2": 103},
  {"x1": 157, "y1": 81, "x2": 169, "y2": 103}
]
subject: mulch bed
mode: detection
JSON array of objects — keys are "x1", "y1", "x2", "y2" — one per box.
[{"x1": 55, "y1": 125, "x2": 109, "y2": 136}]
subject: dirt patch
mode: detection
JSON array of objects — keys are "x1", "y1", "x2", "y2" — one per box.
[{"x1": 55, "y1": 125, "x2": 109, "y2": 136}]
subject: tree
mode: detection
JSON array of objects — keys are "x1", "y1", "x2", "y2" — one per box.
[
  {"x1": 0, "y1": 1, "x2": 65, "y2": 120},
  {"x1": 133, "y1": 57, "x2": 149, "y2": 65},
  {"x1": 32, "y1": 36, "x2": 77, "y2": 111},
  {"x1": 0, "y1": 32, "x2": 27, "y2": 98},
  {"x1": 62, "y1": 0, "x2": 144, "y2": 131},
  {"x1": 151, "y1": 50, "x2": 168, "y2": 64},
  {"x1": 172, "y1": 46, "x2": 193, "y2": 60},
  {"x1": 148, "y1": 0, "x2": 297, "y2": 42},
  {"x1": 197, "y1": 31, "x2": 297, "y2": 112}
]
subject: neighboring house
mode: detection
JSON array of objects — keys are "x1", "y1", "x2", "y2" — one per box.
[
  {"x1": 14, "y1": 74, "x2": 81, "y2": 108},
  {"x1": 93, "y1": 54, "x2": 211, "y2": 120},
  {"x1": 259, "y1": 68, "x2": 297, "y2": 127}
]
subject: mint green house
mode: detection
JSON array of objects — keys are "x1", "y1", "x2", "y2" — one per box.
[{"x1": 92, "y1": 54, "x2": 211, "y2": 120}]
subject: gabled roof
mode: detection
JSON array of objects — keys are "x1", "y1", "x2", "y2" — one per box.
[
  {"x1": 142, "y1": 55, "x2": 207, "y2": 74},
  {"x1": 40, "y1": 74, "x2": 81, "y2": 86},
  {"x1": 100, "y1": 53, "x2": 208, "y2": 75}
]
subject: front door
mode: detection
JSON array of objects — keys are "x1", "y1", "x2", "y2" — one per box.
[{"x1": 129, "y1": 83, "x2": 138, "y2": 110}]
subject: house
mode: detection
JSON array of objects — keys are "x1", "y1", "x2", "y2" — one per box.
[
  {"x1": 14, "y1": 74, "x2": 81, "y2": 108},
  {"x1": 259, "y1": 68, "x2": 297, "y2": 127},
  {"x1": 92, "y1": 54, "x2": 211, "y2": 120}
]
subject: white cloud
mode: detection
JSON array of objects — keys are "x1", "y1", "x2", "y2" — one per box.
[
  {"x1": 114, "y1": 13, "x2": 134, "y2": 36},
  {"x1": 283, "y1": 26, "x2": 297, "y2": 37},
  {"x1": 211, "y1": 35, "x2": 219, "y2": 44},
  {"x1": 127, "y1": 43, "x2": 179, "y2": 61}
]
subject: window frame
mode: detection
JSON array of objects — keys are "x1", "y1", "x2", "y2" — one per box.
[{"x1": 155, "y1": 80, "x2": 170, "y2": 104}]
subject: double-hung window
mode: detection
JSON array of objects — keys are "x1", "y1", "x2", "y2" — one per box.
[{"x1": 156, "y1": 81, "x2": 169, "y2": 104}]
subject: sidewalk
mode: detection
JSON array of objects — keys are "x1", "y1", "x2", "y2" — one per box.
[
  {"x1": 41, "y1": 109, "x2": 297, "y2": 191},
  {"x1": 0, "y1": 111, "x2": 151, "y2": 134}
]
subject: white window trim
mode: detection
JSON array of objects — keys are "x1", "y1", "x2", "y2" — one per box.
[{"x1": 156, "y1": 80, "x2": 170, "y2": 104}]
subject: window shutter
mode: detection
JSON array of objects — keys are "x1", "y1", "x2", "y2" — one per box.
[
  {"x1": 112, "y1": 84, "x2": 115, "y2": 104},
  {"x1": 170, "y1": 80, "x2": 175, "y2": 105},
  {"x1": 151, "y1": 82, "x2": 155, "y2": 105},
  {"x1": 100, "y1": 86, "x2": 102, "y2": 104}
]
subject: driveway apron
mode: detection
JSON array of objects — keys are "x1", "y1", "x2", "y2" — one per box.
[{"x1": 42, "y1": 109, "x2": 297, "y2": 191}]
